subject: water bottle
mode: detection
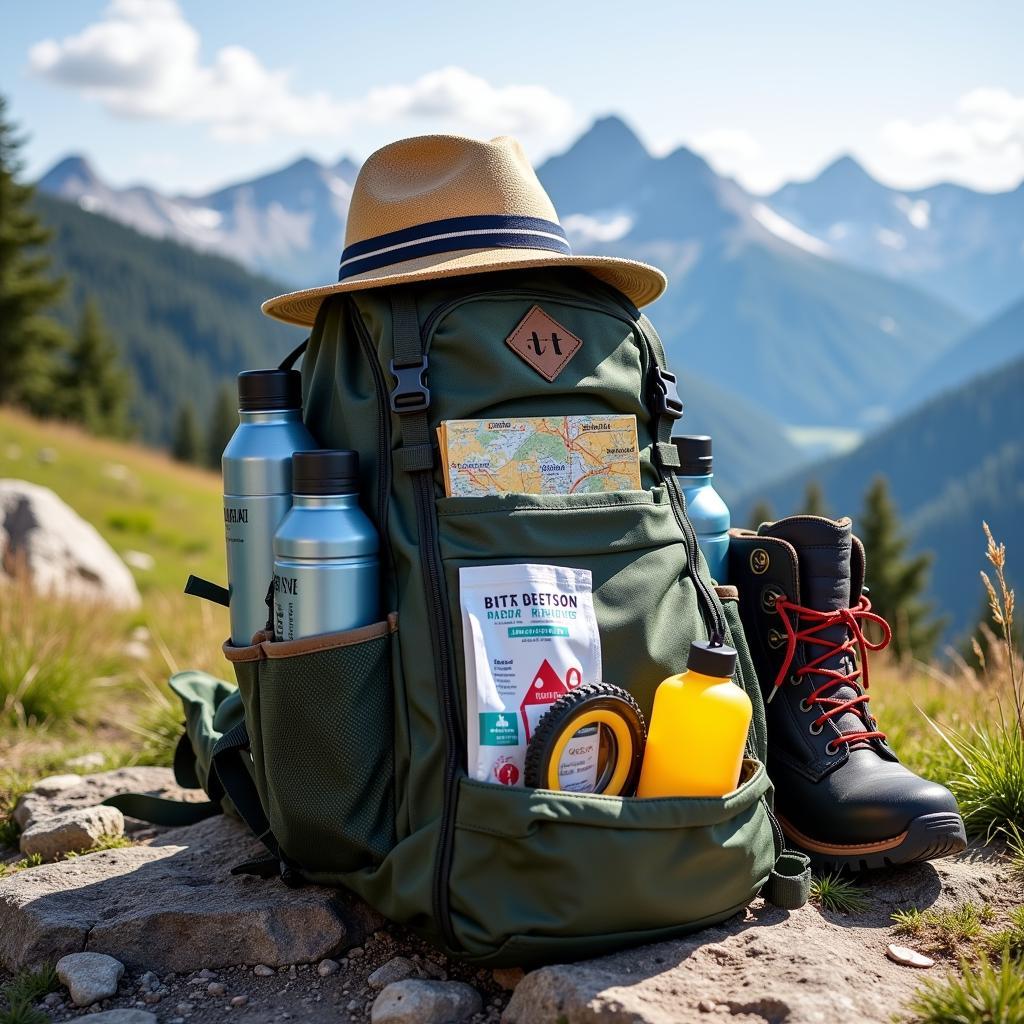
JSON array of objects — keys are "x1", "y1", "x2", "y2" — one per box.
[
  {"x1": 673, "y1": 435, "x2": 730, "y2": 583},
  {"x1": 223, "y1": 369, "x2": 317, "y2": 646},
  {"x1": 272, "y1": 450, "x2": 380, "y2": 641}
]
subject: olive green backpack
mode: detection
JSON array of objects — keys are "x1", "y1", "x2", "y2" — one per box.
[{"x1": 137, "y1": 267, "x2": 809, "y2": 967}]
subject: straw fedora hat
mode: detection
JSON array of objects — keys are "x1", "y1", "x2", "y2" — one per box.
[{"x1": 261, "y1": 134, "x2": 666, "y2": 326}]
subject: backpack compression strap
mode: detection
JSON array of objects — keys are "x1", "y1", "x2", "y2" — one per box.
[{"x1": 763, "y1": 850, "x2": 812, "y2": 909}]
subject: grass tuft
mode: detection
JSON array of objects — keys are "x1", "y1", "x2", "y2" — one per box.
[
  {"x1": 0, "y1": 963, "x2": 58, "y2": 1024},
  {"x1": 64, "y1": 834, "x2": 134, "y2": 859},
  {"x1": 892, "y1": 902, "x2": 997, "y2": 954},
  {"x1": 0, "y1": 853, "x2": 43, "y2": 879},
  {"x1": 983, "y1": 906, "x2": 1024, "y2": 961},
  {"x1": 810, "y1": 871, "x2": 870, "y2": 914},
  {"x1": 903, "y1": 952, "x2": 1024, "y2": 1024}
]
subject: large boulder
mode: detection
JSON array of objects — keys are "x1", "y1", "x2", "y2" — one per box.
[
  {"x1": 0, "y1": 813, "x2": 383, "y2": 973},
  {"x1": 0, "y1": 478, "x2": 141, "y2": 609}
]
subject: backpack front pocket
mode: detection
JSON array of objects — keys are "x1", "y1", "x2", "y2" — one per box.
[
  {"x1": 449, "y1": 759, "x2": 776, "y2": 964},
  {"x1": 224, "y1": 616, "x2": 398, "y2": 873},
  {"x1": 436, "y1": 485, "x2": 703, "y2": 720}
]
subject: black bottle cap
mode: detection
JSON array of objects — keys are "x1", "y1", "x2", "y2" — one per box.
[
  {"x1": 237, "y1": 369, "x2": 303, "y2": 412},
  {"x1": 672, "y1": 435, "x2": 713, "y2": 475},
  {"x1": 687, "y1": 639, "x2": 737, "y2": 678},
  {"x1": 292, "y1": 449, "x2": 360, "y2": 496}
]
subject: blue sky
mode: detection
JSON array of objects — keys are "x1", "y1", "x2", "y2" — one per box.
[{"x1": 4, "y1": 0, "x2": 1023, "y2": 195}]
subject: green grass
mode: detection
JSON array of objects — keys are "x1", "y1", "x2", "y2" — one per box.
[
  {"x1": 0, "y1": 407, "x2": 224, "y2": 595},
  {"x1": 0, "y1": 854, "x2": 43, "y2": 879},
  {"x1": 811, "y1": 871, "x2": 870, "y2": 914},
  {"x1": 0, "y1": 964, "x2": 58, "y2": 1024},
  {"x1": 984, "y1": 907, "x2": 1024, "y2": 961},
  {"x1": 902, "y1": 953, "x2": 1024, "y2": 1024},
  {"x1": 892, "y1": 903, "x2": 997, "y2": 954},
  {"x1": 64, "y1": 834, "x2": 134, "y2": 858}
]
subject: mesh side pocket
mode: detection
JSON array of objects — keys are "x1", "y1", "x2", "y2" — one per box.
[{"x1": 227, "y1": 617, "x2": 397, "y2": 873}]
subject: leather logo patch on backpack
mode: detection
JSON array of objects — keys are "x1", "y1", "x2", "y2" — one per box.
[{"x1": 506, "y1": 305, "x2": 582, "y2": 382}]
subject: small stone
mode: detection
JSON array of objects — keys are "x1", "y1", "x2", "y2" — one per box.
[
  {"x1": 253, "y1": 965, "x2": 274, "y2": 977},
  {"x1": 348, "y1": 946, "x2": 365, "y2": 959},
  {"x1": 347, "y1": 1000, "x2": 360, "y2": 1012},
  {"x1": 317, "y1": 959, "x2": 340, "y2": 978},
  {"x1": 142, "y1": 992, "x2": 161, "y2": 1005},
  {"x1": 66, "y1": 753, "x2": 108, "y2": 771},
  {"x1": 137, "y1": 971, "x2": 159, "y2": 992},
  {"x1": 43, "y1": 992, "x2": 64, "y2": 1007},
  {"x1": 21, "y1": 805, "x2": 125, "y2": 862},
  {"x1": 698, "y1": 998, "x2": 717, "y2": 1012},
  {"x1": 288, "y1": 965, "x2": 297, "y2": 979},
  {"x1": 886, "y1": 944, "x2": 935, "y2": 968},
  {"x1": 371, "y1": 979, "x2": 482, "y2": 1024},
  {"x1": 198, "y1": 969, "x2": 217, "y2": 980},
  {"x1": 491, "y1": 968, "x2": 524, "y2": 992},
  {"x1": 32, "y1": 774, "x2": 84, "y2": 797},
  {"x1": 175, "y1": 1002, "x2": 194, "y2": 1015},
  {"x1": 57, "y1": 952, "x2": 126, "y2": 1007},
  {"x1": 83, "y1": 1012, "x2": 156, "y2": 1024},
  {"x1": 368, "y1": 957, "x2": 417, "y2": 989},
  {"x1": 230, "y1": 995, "x2": 249, "y2": 1007},
  {"x1": 207, "y1": 982, "x2": 227, "y2": 997}
]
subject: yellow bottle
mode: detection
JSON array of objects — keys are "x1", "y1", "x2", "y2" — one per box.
[{"x1": 637, "y1": 641, "x2": 751, "y2": 798}]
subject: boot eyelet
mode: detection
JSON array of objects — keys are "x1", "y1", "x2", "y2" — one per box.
[
  {"x1": 789, "y1": 673, "x2": 802, "y2": 686},
  {"x1": 825, "y1": 740, "x2": 840, "y2": 756},
  {"x1": 808, "y1": 721, "x2": 823, "y2": 736},
  {"x1": 799, "y1": 698, "x2": 812, "y2": 713},
  {"x1": 760, "y1": 586, "x2": 785, "y2": 614}
]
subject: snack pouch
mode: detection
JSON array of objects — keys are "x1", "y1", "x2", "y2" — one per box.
[{"x1": 460, "y1": 563, "x2": 602, "y2": 788}]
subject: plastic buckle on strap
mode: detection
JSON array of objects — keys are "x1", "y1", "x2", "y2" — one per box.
[
  {"x1": 389, "y1": 357, "x2": 430, "y2": 413},
  {"x1": 652, "y1": 367, "x2": 684, "y2": 420}
]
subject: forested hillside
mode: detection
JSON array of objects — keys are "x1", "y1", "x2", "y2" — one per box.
[
  {"x1": 743, "y1": 353, "x2": 1024, "y2": 637},
  {"x1": 36, "y1": 194, "x2": 301, "y2": 443}
]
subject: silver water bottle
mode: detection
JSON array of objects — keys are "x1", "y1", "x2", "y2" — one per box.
[
  {"x1": 272, "y1": 450, "x2": 380, "y2": 641},
  {"x1": 223, "y1": 369, "x2": 317, "y2": 646}
]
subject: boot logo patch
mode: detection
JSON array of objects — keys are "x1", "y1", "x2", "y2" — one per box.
[
  {"x1": 750, "y1": 548, "x2": 770, "y2": 575},
  {"x1": 506, "y1": 305, "x2": 583, "y2": 382}
]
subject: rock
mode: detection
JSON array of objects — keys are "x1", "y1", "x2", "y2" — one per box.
[
  {"x1": 253, "y1": 965, "x2": 274, "y2": 977},
  {"x1": 83, "y1": 1012, "x2": 156, "y2": 1024},
  {"x1": 123, "y1": 551, "x2": 154, "y2": 572},
  {"x1": 66, "y1": 753, "x2": 108, "y2": 771},
  {"x1": 886, "y1": 944, "x2": 935, "y2": 968},
  {"x1": 0, "y1": 479, "x2": 141, "y2": 609},
  {"x1": 371, "y1": 979, "x2": 482, "y2": 1024},
  {"x1": 502, "y1": 844, "x2": 1014, "y2": 1024},
  {"x1": 317, "y1": 959, "x2": 340, "y2": 978},
  {"x1": 348, "y1": 946, "x2": 364, "y2": 958},
  {"x1": 206, "y1": 982, "x2": 226, "y2": 997},
  {"x1": 175, "y1": 1002, "x2": 194, "y2": 1014},
  {"x1": 698, "y1": 998, "x2": 716, "y2": 1012},
  {"x1": 0, "y1": 813, "x2": 383, "y2": 973},
  {"x1": 491, "y1": 967, "x2": 524, "y2": 992},
  {"x1": 137, "y1": 971, "x2": 159, "y2": 992},
  {"x1": 43, "y1": 992, "x2": 63, "y2": 1007},
  {"x1": 14, "y1": 766, "x2": 209, "y2": 831},
  {"x1": 367, "y1": 956, "x2": 417, "y2": 989},
  {"x1": 20, "y1": 805, "x2": 124, "y2": 861},
  {"x1": 230, "y1": 995, "x2": 248, "y2": 1007},
  {"x1": 56, "y1": 951, "x2": 125, "y2": 1007}
]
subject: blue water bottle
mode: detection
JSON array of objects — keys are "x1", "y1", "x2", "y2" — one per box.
[{"x1": 673, "y1": 435, "x2": 730, "y2": 583}]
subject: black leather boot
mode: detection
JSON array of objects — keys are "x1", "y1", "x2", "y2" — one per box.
[{"x1": 729, "y1": 515, "x2": 966, "y2": 870}]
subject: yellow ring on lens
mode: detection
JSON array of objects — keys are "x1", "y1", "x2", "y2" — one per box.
[{"x1": 545, "y1": 708, "x2": 635, "y2": 795}]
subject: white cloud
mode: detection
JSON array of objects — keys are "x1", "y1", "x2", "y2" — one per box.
[
  {"x1": 880, "y1": 87, "x2": 1024, "y2": 190},
  {"x1": 29, "y1": 0, "x2": 574, "y2": 144}
]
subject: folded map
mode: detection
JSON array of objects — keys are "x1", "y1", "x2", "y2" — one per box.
[{"x1": 438, "y1": 415, "x2": 641, "y2": 497}]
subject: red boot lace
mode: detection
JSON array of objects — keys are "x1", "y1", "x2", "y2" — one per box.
[{"x1": 769, "y1": 595, "x2": 893, "y2": 746}]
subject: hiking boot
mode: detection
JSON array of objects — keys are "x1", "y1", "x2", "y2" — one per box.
[{"x1": 729, "y1": 515, "x2": 967, "y2": 870}]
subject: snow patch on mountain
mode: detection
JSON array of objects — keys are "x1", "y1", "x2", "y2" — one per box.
[
  {"x1": 750, "y1": 203, "x2": 830, "y2": 255},
  {"x1": 562, "y1": 211, "x2": 634, "y2": 244}
]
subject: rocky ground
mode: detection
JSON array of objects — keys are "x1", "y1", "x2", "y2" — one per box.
[{"x1": 1, "y1": 768, "x2": 1021, "y2": 1024}]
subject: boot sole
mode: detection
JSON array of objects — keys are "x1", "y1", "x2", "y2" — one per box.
[{"x1": 779, "y1": 811, "x2": 968, "y2": 872}]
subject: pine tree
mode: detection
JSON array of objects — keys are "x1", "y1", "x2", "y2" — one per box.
[
  {"x1": 172, "y1": 401, "x2": 202, "y2": 464},
  {"x1": 801, "y1": 480, "x2": 828, "y2": 517},
  {"x1": 60, "y1": 298, "x2": 133, "y2": 437},
  {"x1": 0, "y1": 94, "x2": 69, "y2": 412},
  {"x1": 858, "y1": 475, "x2": 943, "y2": 660},
  {"x1": 748, "y1": 500, "x2": 774, "y2": 530},
  {"x1": 206, "y1": 383, "x2": 237, "y2": 469}
]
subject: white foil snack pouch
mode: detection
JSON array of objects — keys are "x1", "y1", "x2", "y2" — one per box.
[{"x1": 460, "y1": 563, "x2": 602, "y2": 788}]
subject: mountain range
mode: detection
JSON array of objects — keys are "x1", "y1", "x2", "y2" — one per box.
[
  {"x1": 38, "y1": 117, "x2": 981, "y2": 434},
  {"x1": 770, "y1": 155, "x2": 1024, "y2": 320}
]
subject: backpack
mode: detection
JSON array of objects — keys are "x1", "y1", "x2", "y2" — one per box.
[{"x1": 145, "y1": 267, "x2": 809, "y2": 967}]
